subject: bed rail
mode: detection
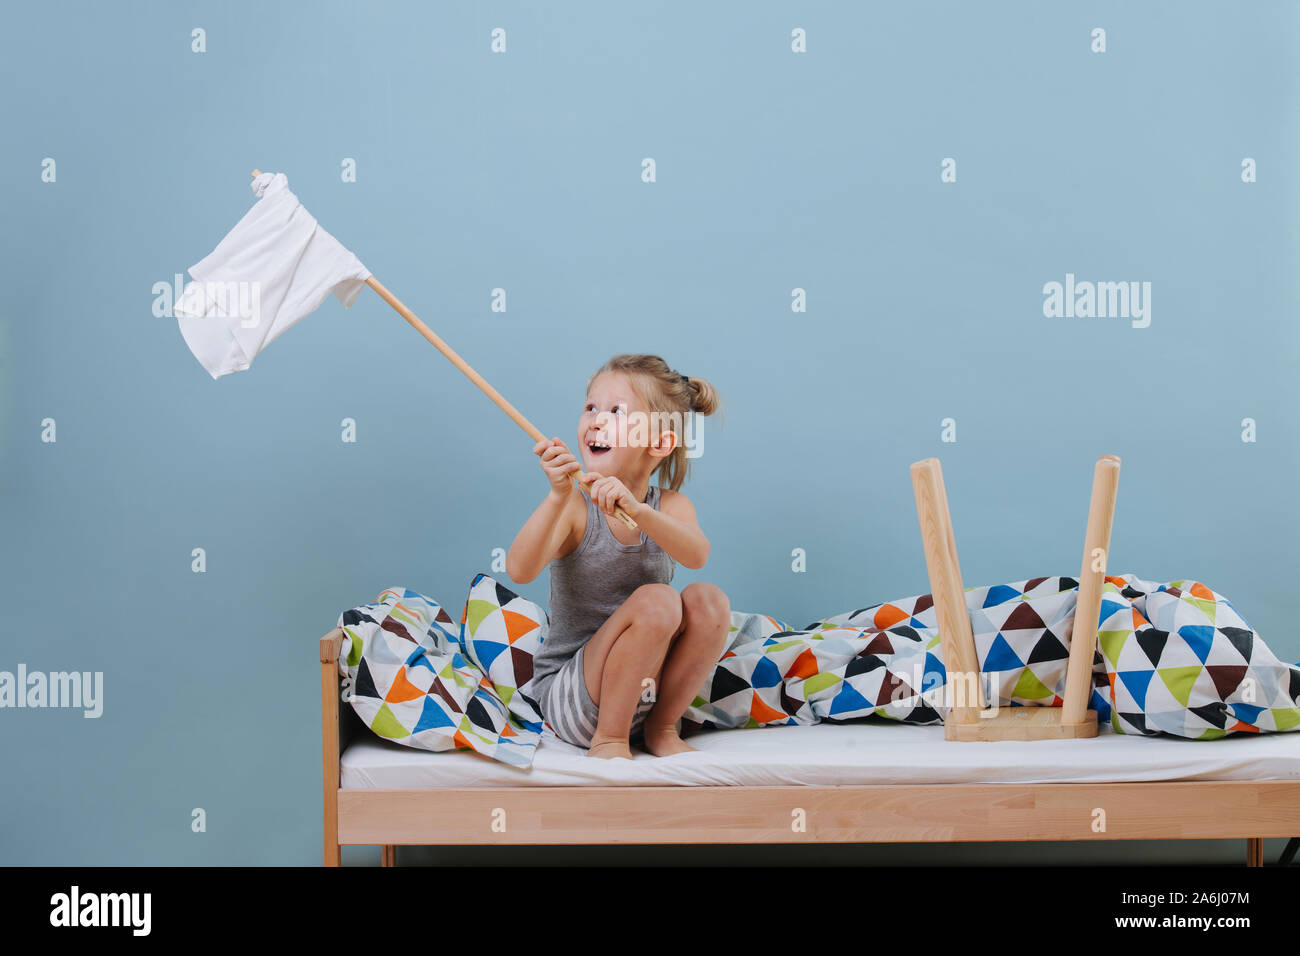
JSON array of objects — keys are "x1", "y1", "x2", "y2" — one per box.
[{"x1": 320, "y1": 628, "x2": 345, "y2": 867}]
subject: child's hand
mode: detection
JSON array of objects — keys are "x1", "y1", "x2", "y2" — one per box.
[
  {"x1": 579, "y1": 471, "x2": 642, "y2": 519},
  {"x1": 534, "y1": 437, "x2": 580, "y2": 497}
]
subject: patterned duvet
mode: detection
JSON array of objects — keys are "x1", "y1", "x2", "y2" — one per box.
[{"x1": 335, "y1": 572, "x2": 1300, "y2": 769}]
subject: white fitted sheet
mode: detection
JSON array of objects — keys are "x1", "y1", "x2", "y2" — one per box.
[{"x1": 340, "y1": 719, "x2": 1300, "y2": 789}]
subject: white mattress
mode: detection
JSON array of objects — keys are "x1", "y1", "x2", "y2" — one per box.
[{"x1": 340, "y1": 720, "x2": 1300, "y2": 789}]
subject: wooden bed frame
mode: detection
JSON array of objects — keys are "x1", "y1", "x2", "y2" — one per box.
[
  {"x1": 319, "y1": 455, "x2": 1300, "y2": 866},
  {"x1": 318, "y1": 648, "x2": 1296, "y2": 866}
]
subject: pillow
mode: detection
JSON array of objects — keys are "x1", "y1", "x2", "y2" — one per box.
[
  {"x1": 459, "y1": 573, "x2": 546, "y2": 723},
  {"x1": 336, "y1": 586, "x2": 540, "y2": 768},
  {"x1": 1098, "y1": 576, "x2": 1300, "y2": 738}
]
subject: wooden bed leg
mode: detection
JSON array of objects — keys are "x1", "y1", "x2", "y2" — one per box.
[
  {"x1": 321, "y1": 629, "x2": 345, "y2": 868},
  {"x1": 381, "y1": 845, "x2": 397, "y2": 867},
  {"x1": 1247, "y1": 838, "x2": 1263, "y2": 866}
]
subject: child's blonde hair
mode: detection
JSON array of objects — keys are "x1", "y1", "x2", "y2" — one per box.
[{"x1": 587, "y1": 353, "x2": 721, "y2": 492}]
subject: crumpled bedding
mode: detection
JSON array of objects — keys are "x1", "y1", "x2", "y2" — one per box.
[{"x1": 334, "y1": 572, "x2": 1300, "y2": 769}]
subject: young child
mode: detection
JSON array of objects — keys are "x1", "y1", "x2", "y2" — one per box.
[{"x1": 506, "y1": 354, "x2": 731, "y2": 760}]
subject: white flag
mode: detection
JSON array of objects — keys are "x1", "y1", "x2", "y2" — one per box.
[{"x1": 175, "y1": 172, "x2": 371, "y2": 379}]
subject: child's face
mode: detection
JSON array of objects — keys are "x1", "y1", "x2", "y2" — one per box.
[{"x1": 578, "y1": 371, "x2": 652, "y2": 475}]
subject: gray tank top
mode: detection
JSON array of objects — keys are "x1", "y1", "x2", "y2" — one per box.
[{"x1": 532, "y1": 484, "x2": 676, "y2": 702}]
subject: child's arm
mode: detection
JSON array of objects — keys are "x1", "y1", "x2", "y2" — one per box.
[
  {"x1": 505, "y1": 438, "x2": 581, "y2": 584},
  {"x1": 583, "y1": 474, "x2": 709, "y2": 570}
]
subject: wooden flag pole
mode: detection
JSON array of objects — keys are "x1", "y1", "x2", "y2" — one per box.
[{"x1": 250, "y1": 170, "x2": 637, "y2": 529}]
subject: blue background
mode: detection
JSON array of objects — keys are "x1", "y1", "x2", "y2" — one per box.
[{"x1": 1, "y1": 1, "x2": 1296, "y2": 865}]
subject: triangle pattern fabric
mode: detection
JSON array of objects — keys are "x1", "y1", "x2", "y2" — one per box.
[{"x1": 334, "y1": 572, "x2": 1300, "y2": 769}]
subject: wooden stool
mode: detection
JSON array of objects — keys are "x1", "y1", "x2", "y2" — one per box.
[{"x1": 910, "y1": 455, "x2": 1121, "y2": 741}]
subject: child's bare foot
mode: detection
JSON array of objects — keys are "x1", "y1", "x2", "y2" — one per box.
[
  {"x1": 641, "y1": 722, "x2": 697, "y2": 756},
  {"x1": 587, "y1": 738, "x2": 634, "y2": 759}
]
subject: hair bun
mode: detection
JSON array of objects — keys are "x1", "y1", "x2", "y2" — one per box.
[{"x1": 683, "y1": 375, "x2": 719, "y2": 416}]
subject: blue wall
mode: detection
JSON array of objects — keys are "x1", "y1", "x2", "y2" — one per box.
[{"x1": 2, "y1": 1, "x2": 1296, "y2": 865}]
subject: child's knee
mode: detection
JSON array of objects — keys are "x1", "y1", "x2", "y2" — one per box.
[
  {"x1": 682, "y1": 581, "x2": 729, "y2": 626},
  {"x1": 628, "y1": 583, "x2": 683, "y2": 635}
]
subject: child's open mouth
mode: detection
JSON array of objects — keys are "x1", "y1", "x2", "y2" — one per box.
[{"x1": 587, "y1": 440, "x2": 612, "y2": 458}]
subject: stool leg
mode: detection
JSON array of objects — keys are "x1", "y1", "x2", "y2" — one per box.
[
  {"x1": 381, "y1": 844, "x2": 397, "y2": 867},
  {"x1": 911, "y1": 458, "x2": 983, "y2": 725},
  {"x1": 1061, "y1": 455, "x2": 1121, "y2": 725}
]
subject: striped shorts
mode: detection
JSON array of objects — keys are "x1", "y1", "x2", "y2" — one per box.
[{"x1": 539, "y1": 644, "x2": 656, "y2": 749}]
